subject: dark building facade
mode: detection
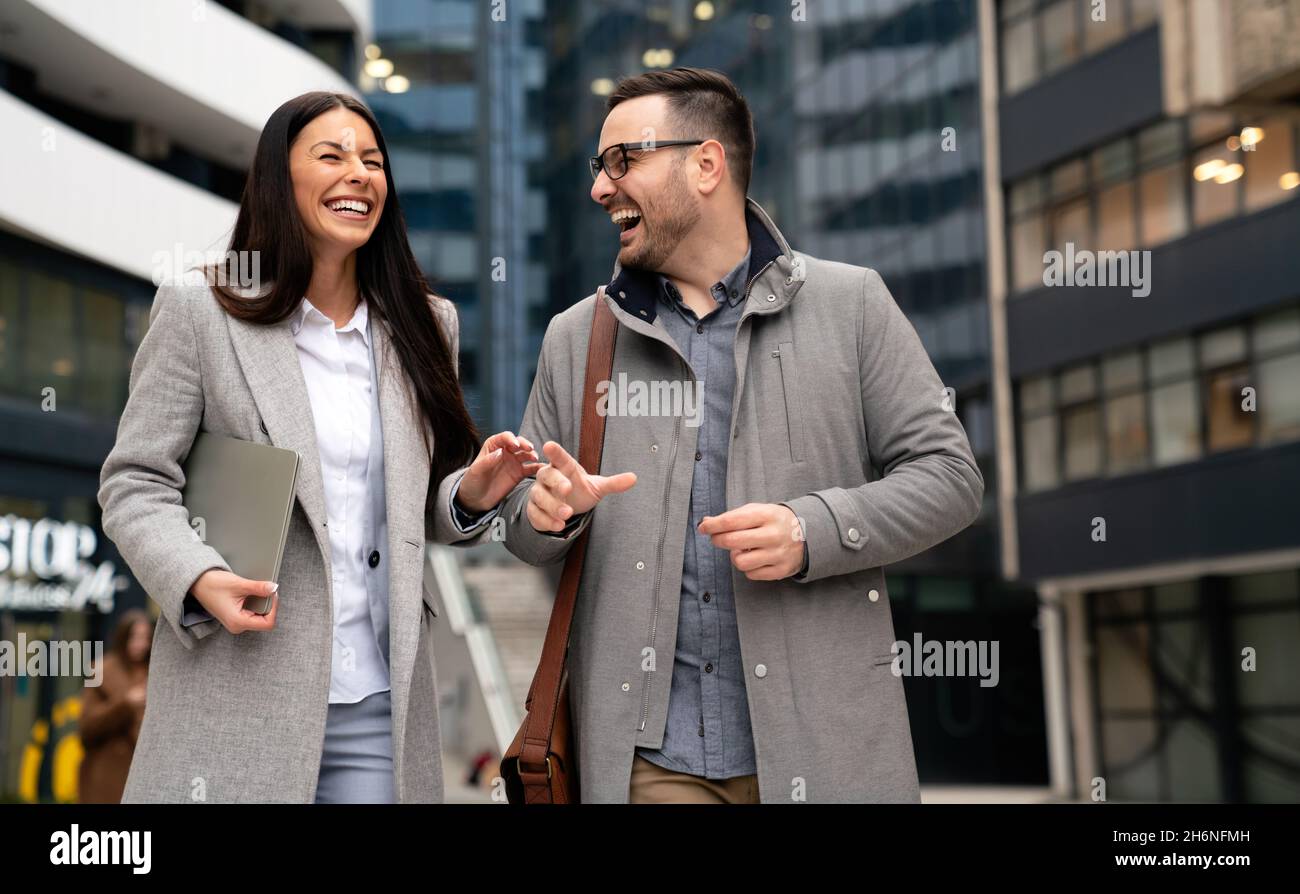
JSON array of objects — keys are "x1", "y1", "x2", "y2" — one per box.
[{"x1": 989, "y1": 0, "x2": 1300, "y2": 801}]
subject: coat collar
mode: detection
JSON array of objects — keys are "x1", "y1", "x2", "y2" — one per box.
[{"x1": 605, "y1": 197, "x2": 797, "y2": 324}]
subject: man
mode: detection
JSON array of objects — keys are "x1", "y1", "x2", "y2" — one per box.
[{"x1": 454, "y1": 67, "x2": 983, "y2": 803}]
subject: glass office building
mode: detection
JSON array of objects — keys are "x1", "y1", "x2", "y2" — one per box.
[{"x1": 365, "y1": 0, "x2": 549, "y2": 433}]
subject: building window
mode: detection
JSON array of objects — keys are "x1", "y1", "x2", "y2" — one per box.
[
  {"x1": 1001, "y1": 16, "x2": 1038, "y2": 95},
  {"x1": 1019, "y1": 374, "x2": 1058, "y2": 492},
  {"x1": 1090, "y1": 571, "x2": 1300, "y2": 802},
  {"x1": 1016, "y1": 304, "x2": 1300, "y2": 490},
  {"x1": 1244, "y1": 116, "x2": 1300, "y2": 212},
  {"x1": 1199, "y1": 325, "x2": 1253, "y2": 453},
  {"x1": 1137, "y1": 161, "x2": 1188, "y2": 246},
  {"x1": 1000, "y1": 0, "x2": 1161, "y2": 96},
  {"x1": 0, "y1": 246, "x2": 141, "y2": 419},
  {"x1": 1102, "y1": 350, "x2": 1148, "y2": 474},
  {"x1": 1007, "y1": 115, "x2": 1299, "y2": 296},
  {"x1": 1254, "y1": 307, "x2": 1300, "y2": 443},
  {"x1": 1039, "y1": 0, "x2": 1081, "y2": 76},
  {"x1": 1192, "y1": 144, "x2": 1241, "y2": 228},
  {"x1": 1084, "y1": 0, "x2": 1127, "y2": 52}
]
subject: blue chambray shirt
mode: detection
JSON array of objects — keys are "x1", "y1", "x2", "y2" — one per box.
[{"x1": 633, "y1": 247, "x2": 762, "y2": 780}]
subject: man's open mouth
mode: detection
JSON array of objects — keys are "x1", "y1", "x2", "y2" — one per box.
[{"x1": 610, "y1": 207, "x2": 641, "y2": 233}]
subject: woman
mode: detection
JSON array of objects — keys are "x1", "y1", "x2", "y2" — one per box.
[
  {"x1": 98, "y1": 92, "x2": 537, "y2": 803},
  {"x1": 78, "y1": 609, "x2": 152, "y2": 803}
]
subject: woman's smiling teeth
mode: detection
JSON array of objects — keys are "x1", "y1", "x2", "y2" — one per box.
[
  {"x1": 611, "y1": 208, "x2": 641, "y2": 231},
  {"x1": 325, "y1": 197, "x2": 371, "y2": 219}
]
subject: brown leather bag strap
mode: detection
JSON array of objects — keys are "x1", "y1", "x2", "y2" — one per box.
[{"x1": 516, "y1": 291, "x2": 618, "y2": 779}]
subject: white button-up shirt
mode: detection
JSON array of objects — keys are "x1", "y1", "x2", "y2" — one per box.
[{"x1": 291, "y1": 296, "x2": 389, "y2": 704}]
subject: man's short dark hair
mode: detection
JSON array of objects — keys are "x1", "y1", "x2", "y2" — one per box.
[{"x1": 606, "y1": 67, "x2": 755, "y2": 193}]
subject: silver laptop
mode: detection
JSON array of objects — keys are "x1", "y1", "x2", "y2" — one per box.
[{"x1": 181, "y1": 432, "x2": 300, "y2": 615}]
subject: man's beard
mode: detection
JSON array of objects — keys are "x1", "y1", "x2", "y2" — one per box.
[{"x1": 620, "y1": 163, "x2": 700, "y2": 273}]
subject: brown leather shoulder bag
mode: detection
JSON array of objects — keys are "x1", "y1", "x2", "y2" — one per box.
[{"x1": 500, "y1": 290, "x2": 619, "y2": 804}]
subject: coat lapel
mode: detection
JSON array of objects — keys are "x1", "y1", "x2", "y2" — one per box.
[{"x1": 370, "y1": 310, "x2": 431, "y2": 768}]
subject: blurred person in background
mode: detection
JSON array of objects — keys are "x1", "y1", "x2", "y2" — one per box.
[
  {"x1": 98, "y1": 91, "x2": 536, "y2": 803},
  {"x1": 78, "y1": 608, "x2": 152, "y2": 804}
]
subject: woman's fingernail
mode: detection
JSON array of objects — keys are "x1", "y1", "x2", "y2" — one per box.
[{"x1": 268, "y1": 582, "x2": 279, "y2": 594}]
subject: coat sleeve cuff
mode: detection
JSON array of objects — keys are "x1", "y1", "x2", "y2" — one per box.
[
  {"x1": 500, "y1": 480, "x2": 592, "y2": 565},
  {"x1": 449, "y1": 475, "x2": 501, "y2": 533},
  {"x1": 163, "y1": 549, "x2": 229, "y2": 645},
  {"x1": 780, "y1": 490, "x2": 869, "y2": 583}
]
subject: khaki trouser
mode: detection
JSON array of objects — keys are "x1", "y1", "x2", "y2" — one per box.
[{"x1": 628, "y1": 754, "x2": 761, "y2": 804}]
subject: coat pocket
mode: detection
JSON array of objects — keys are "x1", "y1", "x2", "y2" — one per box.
[{"x1": 774, "y1": 340, "x2": 806, "y2": 463}]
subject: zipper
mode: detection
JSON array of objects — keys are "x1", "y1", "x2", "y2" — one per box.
[
  {"x1": 636, "y1": 259, "x2": 778, "y2": 732},
  {"x1": 726, "y1": 258, "x2": 776, "y2": 445},
  {"x1": 638, "y1": 357, "x2": 686, "y2": 731}
]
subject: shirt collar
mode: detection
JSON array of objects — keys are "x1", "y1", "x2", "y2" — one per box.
[
  {"x1": 657, "y1": 245, "x2": 753, "y2": 312},
  {"x1": 291, "y1": 295, "x2": 370, "y2": 345}
]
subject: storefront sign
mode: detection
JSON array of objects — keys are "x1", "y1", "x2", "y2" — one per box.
[{"x1": 0, "y1": 514, "x2": 127, "y2": 613}]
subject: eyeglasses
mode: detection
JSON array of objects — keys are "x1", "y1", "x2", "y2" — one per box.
[{"x1": 588, "y1": 140, "x2": 705, "y2": 181}]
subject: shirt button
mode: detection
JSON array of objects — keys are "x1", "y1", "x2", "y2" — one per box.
[
  {"x1": 695, "y1": 451, "x2": 702, "y2": 461},
  {"x1": 702, "y1": 591, "x2": 711, "y2": 603},
  {"x1": 705, "y1": 662, "x2": 713, "y2": 673},
  {"x1": 754, "y1": 664, "x2": 768, "y2": 678},
  {"x1": 650, "y1": 443, "x2": 658, "y2": 452},
  {"x1": 696, "y1": 323, "x2": 704, "y2": 334},
  {"x1": 368, "y1": 550, "x2": 380, "y2": 568},
  {"x1": 869, "y1": 588, "x2": 880, "y2": 602}
]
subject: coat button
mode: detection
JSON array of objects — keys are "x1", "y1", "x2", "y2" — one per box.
[
  {"x1": 754, "y1": 663, "x2": 767, "y2": 678},
  {"x1": 621, "y1": 682, "x2": 631, "y2": 692},
  {"x1": 650, "y1": 443, "x2": 658, "y2": 452},
  {"x1": 705, "y1": 662, "x2": 713, "y2": 673},
  {"x1": 636, "y1": 561, "x2": 645, "y2": 570},
  {"x1": 368, "y1": 550, "x2": 380, "y2": 568},
  {"x1": 766, "y1": 294, "x2": 776, "y2": 302},
  {"x1": 847, "y1": 527, "x2": 860, "y2": 542},
  {"x1": 868, "y1": 589, "x2": 880, "y2": 602}
]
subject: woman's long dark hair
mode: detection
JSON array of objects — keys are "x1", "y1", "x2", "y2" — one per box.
[{"x1": 209, "y1": 91, "x2": 480, "y2": 493}]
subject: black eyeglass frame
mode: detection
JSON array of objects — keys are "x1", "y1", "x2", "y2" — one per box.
[{"x1": 588, "y1": 140, "x2": 706, "y2": 181}]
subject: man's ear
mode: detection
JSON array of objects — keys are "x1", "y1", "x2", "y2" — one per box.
[{"x1": 694, "y1": 139, "x2": 728, "y2": 196}]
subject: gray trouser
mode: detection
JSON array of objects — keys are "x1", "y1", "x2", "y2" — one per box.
[{"x1": 314, "y1": 688, "x2": 396, "y2": 804}]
